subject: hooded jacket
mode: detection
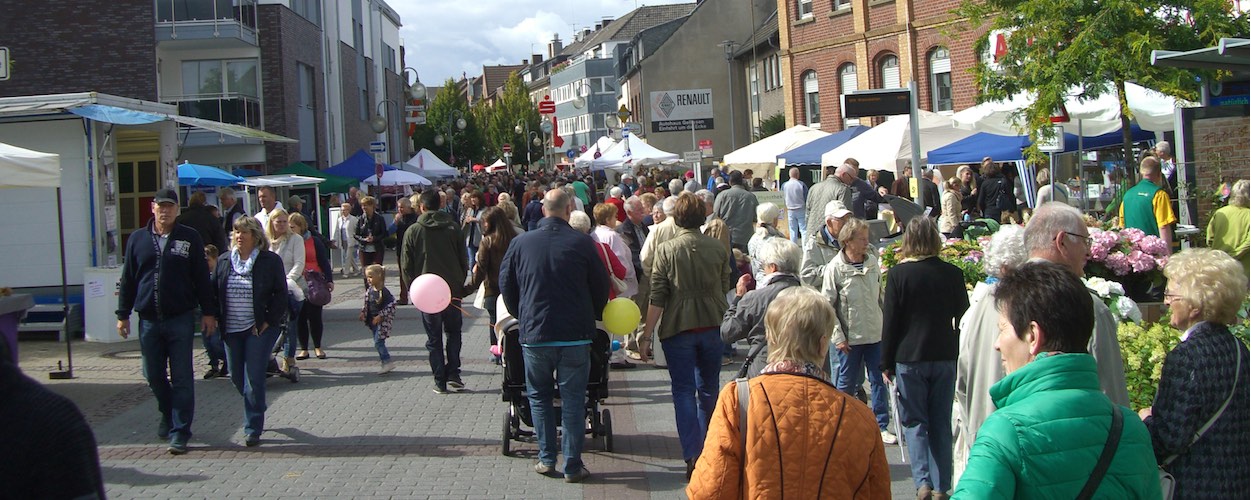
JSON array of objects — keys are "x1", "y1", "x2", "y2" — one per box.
[
  {"x1": 954, "y1": 353, "x2": 1161, "y2": 499},
  {"x1": 401, "y1": 210, "x2": 469, "y2": 299}
]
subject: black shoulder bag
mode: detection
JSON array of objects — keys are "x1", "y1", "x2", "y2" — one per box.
[{"x1": 1075, "y1": 405, "x2": 1124, "y2": 500}]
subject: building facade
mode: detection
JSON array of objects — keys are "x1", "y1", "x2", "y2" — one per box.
[{"x1": 778, "y1": 0, "x2": 983, "y2": 131}]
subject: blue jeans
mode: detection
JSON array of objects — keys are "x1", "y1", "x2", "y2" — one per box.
[
  {"x1": 467, "y1": 244, "x2": 479, "y2": 270},
  {"x1": 523, "y1": 344, "x2": 591, "y2": 474},
  {"x1": 836, "y1": 343, "x2": 889, "y2": 430},
  {"x1": 138, "y1": 310, "x2": 197, "y2": 443},
  {"x1": 787, "y1": 208, "x2": 807, "y2": 245},
  {"x1": 372, "y1": 326, "x2": 391, "y2": 363},
  {"x1": 283, "y1": 295, "x2": 303, "y2": 359},
  {"x1": 223, "y1": 325, "x2": 282, "y2": 438},
  {"x1": 661, "y1": 327, "x2": 723, "y2": 461},
  {"x1": 422, "y1": 303, "x2": 463, "y2": 384},
  {"x1": 896, "y1": 360, "x2": 957, "y2": 493},
  {"x1": 202, "y1": 329, "x2": 226, "y2": 370}
]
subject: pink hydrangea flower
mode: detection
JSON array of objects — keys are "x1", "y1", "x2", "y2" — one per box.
[
  {"x1": 1127, "y1": 249, "x2": 1158, "y2": 273},
  {"x1": 1119, "y1": 227, "x2": 1146, "y2": 244},
  {"x1": 1136, "y1": 235, "x2": 1168, "y2": 257},
  {"x1": 1104, "y1": 253, "x2": 1131, "y2": 275}
]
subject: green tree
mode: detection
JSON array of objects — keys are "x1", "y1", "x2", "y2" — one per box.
[
  {"x1": 757, "y1": 113, "x2": 786, "y2": 140},
  {"x1": 486, "y1": 73, "x2": 543, "y2": 171},
  {"x1": 952, "y1": 0, "x2": 1247, "y2": 167},
  {"x1": 415, "y1": 78, "x2": 483, "y2": 171}
]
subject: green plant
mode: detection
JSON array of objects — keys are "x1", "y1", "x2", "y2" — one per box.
[
  {"x1": 1117, "y1": 318, "x2": 1180, "y2": 410},
  {"x1": 757, "y1": 113, "x2": 786, "y2": 140}
]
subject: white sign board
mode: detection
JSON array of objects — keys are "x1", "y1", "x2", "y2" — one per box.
[
  {"x1": 0, "y1": 47, "x2": 8, "y2": 81},
  {"x1": 650, "y1": 89, "x2": 714, "y2": 133},
  {"x1": 1037, "y1": 125, "x2": 1065, "y2": 152},
  {"x1": 682, "y1": 151, "x2": 702, "y2": 163}
]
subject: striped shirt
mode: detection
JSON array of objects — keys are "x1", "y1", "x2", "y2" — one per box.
[{"x1": 224, "y1": 266, "x2": 255, "y2": 334}]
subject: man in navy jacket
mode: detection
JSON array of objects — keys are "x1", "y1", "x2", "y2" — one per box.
[
  {"x1": 116, "y1": 188, "x2": 218, "y2": 455},
  {"x1": 500, "y1": 188, "x2": 609, "y2": 483}
]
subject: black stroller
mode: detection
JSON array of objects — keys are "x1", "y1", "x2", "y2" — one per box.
[{"x1": 496, "y1": 315, "x2": 614, "y2": 456}]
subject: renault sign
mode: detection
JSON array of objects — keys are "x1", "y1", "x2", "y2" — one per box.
[{"x1": 650, "y1": 88, "x2": 714, "y2": 133}]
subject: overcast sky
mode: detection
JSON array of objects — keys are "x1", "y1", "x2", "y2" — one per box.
[{"x1": 391, "y1": 0, "x2": 691, "y2": 85}]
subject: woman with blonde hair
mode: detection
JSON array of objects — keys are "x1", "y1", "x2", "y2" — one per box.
[
  {"x1": 881, "y1": 216, "x2": 969, "y2": 499},
  {"x1": 1140, "y1": 248, "x2": 1249, "y2": 498},
  {"x1": 688, "y1": 287, "x2": 890, "y2": 498},
  {"x1": 290, "y1": 213, "x2": 332, "y2": 360},
  {"x1": 1035, "y1": 167, "x2": 1069, "y2": 205},
  {"x1": 267, "y1": 209, "x2": 305, "y2": 375},
  {"x1": 938, "y1": 177, "x2": 963, "y2": 237},
  {"x1": 1206, "y1": 179, "x2": 1249, "y2": 274}
]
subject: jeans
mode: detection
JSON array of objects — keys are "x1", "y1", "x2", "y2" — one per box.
[
  {"x1": 138, "y1": 310, "x2": 197, "y2": 443},
  {"x1": 296, "y1": 301, "x2": 324, "y2": 350},
  {"x1": 372, "y1": 326, "x2": 391, "y2": 363},
  {"x1": 523, "y1": 344, "x2": 590, "y2": 474},
  {"x1": 467, "y1": 244, "x2": 479, "y2": 270},
  {"x1": 222, "y1": 325, "x2": 282, "y2": 438},
  {"x1": 787, "y1": 208, "x2": 807, "y2": 245},
  {"x1": 896, "y1": 360, "x2": 957, "y2": 493},
  {"x1": 836, "y1": 343, "x2": 889, "y2": 430},
  {"x1": 422, "y1": 303, "x2": 463, "y2": 384},
  {"x1": 202, "y1": 329, "x2": 227, "y2": 370},
  {"x1": 283, "y1": 296, "x2": 303, "y2": 359},
  {"x1": 661, "y1": 327, "x2": 723, "y2": 461}
]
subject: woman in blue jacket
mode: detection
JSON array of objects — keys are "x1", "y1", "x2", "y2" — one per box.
[{"x1": 215, "y1": 216, "x2": 288, "y2": 447}]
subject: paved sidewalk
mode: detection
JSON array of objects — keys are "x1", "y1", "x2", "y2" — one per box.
[{"x1": 17, "y1": 264, "x2": 919, "y2": 499}]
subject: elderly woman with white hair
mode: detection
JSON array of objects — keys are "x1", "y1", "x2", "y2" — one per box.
[
  {"x1": 952, "y1": 224, "x2": 1027, "y2": 485},
  {"x1": 746, "y1": 202, "x2": 784, "y2": 282},
  {"x1": 1206, "y1": 179, "x2": 1249, "y2": 275},
  {"x1": 720, "y1": 237, "x2": 803, "y2": 378}
]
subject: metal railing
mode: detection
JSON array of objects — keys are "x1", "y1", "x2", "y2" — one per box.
[
  {"x1": 163, "y1": 93, "x2": 262, "y2": 129},
  {"x1": 155, "y1": 0, "x2": 257, "y2": 29}
]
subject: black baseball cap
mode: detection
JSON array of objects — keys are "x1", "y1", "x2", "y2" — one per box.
[{"x1": 153, "y1": 188, "x2": 179, "y2": 205}]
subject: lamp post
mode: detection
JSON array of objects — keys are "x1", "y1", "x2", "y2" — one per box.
[
  {"x1": 515, "y1": 118, "x2": 536, "y2": 171},
  {"x1": 434, "y1": 109, "x2": 467, "y2": 170},
  {"x1": 371, "y1": 68, "x2": 428, "y2": 162},
  {"x1": 370, "y1": 98, "x2": 399, "y2": 164},
  {"x1": 720, "y1": 40, "x2": 739, "y2": 151},
  {"x1": 571, "y1": 81, "x2": 594, "y2": 148}
]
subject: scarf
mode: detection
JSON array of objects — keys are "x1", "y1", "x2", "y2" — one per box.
[
  {"x1": 230, "y1": 247, "x2": 260, "y2": 276},
  {"x1": 761, "y1": 359, "x2": 826, "y2": 379}
]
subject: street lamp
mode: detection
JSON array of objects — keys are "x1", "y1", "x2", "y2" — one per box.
[
  {"x1": 720, "y1": 40, "x2": 739, "y2": 151},
  {"x1": 370, "y1": 98, "x2": 399, "y2": 163},
  {"x1": 515, "y1": 118, "x2": 534, "y2": 170},
  {"x1": 434, "y1": 109, "x2": 467, "y2": 169},
  {"x1": 402, "y1": 67, "x2": 427, "y2": 101}
]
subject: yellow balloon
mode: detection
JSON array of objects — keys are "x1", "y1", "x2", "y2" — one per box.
[{"x1": 602, "y1": 297, "x2": 641, "y2": 335}]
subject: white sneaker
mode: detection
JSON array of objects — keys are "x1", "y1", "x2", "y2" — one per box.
[
  {"x1": 881, "y1": 429, "x2": 898, "y2": 445},
  {"x1": 378, "y1": 361, "x2": 396, "y2": 374}
]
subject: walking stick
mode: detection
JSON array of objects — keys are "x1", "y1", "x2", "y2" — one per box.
[{"x1": 888, "y1": 379, "x2": 907, "y2": 462}]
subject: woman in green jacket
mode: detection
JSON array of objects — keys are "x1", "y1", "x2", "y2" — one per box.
[{"x1": 953, "y1": 262, "x2": 1160, "y2": 499}]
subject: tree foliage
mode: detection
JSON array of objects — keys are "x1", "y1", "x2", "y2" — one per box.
[
  {"x1": 478, "y1": 73, "x2": 543, "y2": 169},
  {"x1": 757, "y1": 113, "x2": 787, "y2": 140},
  {"x1": 411, "y1": 78, "x2": 482, "y2": 170},
  {"x1": 952, "y1": 0, "x2": 1248, "y2": 166}
]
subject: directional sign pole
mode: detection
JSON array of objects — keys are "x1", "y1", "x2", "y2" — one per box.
[{"x1": 908, "y1": 80, "x2": 923, "y2": 211}]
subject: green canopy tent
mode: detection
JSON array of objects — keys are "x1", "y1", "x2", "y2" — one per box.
[{"x1": 276, "y1": 162, "x2": 359, "y2": 194}]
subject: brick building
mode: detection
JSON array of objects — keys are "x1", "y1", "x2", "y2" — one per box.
[{"x1": 778, "y1": 0, "x2": 986, "y2": 131}]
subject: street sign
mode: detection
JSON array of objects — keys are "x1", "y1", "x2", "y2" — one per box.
[
  {"x1": 617, "y1": 104, "x2": 630, "y2": 122},
  {"x1": 683, "y1": 151, "x2": 702, "y2": 163},
  {"x1": 369, "y1": 141, "x2": 386, "y2": 153},
  {"x1": 405, "y1": 116, "x2": 426, "y2": 124},
  {"x1": 699, "y1": 139, "x2": 713, "y2": 158},
  {"x1": 540, "y1": 120, "x2": 553, "y2": 134},
  {"x1": 538, "y1": 95, "x2": 556, "y2": 114},
  {"x1": 1038, "y1": 125, "x2": 1065, "y2": 152},
  {"x1": 842, "y1": 88, "x2": 911, "y2": 118},
  {"x1": 566, "y1": 149, "x2": 577, "y2": 159},
  {"x1": 623, "y1": 122, "x2": 641, "y2": 134},
  {"x1": 405, "y1": 105, "x2": 425, "y2": 113},
  {"x1": 1049, "y1": 105, "x2": 1070, "y2": 123},
  {"x1": 502, "y1": 144, "x2": 512, "y2": 153},
  {"x1": 0, "y1": 48, "x2": 8, "y2": 81}
]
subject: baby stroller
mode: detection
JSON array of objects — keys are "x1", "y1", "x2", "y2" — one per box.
[{"x1": 495, "y1": 298, "x2": 614, "y2": 456}]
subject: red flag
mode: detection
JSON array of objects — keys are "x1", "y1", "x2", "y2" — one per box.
[{"x1": 552, "y1": 116, "x2": 564, "y2": 148}]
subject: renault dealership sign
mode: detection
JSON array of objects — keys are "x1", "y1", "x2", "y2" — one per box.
[{"x1": 650, "y1": 88, "x2": 714, "y2": 133}]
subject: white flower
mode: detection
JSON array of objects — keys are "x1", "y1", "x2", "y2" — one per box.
[
  {"x1": 1084, "y1": 276, "x2": 1115, "y2": 298},
  {"x1": 1116, "y1": 296, "x2": 1142, "y2": 323}
]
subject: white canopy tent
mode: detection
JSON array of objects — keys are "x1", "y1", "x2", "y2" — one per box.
[
  {"x1": 486, "y1": 158, "x2": 508, "y2": 173},
  {"x1": 722, "y1": 125, "x2": 830, "y2": 180},
  {"x1": 363, "y1": 169, "x2": 431, "y2": 186},
  {"x1": 590, "y1": 133, "x2": 680, "y2": 171},
  {"x1": 951, "y1": 82, "x2": 1191, "y2": 135},
  {"x1": 821, "y1": 110, "x2": 976, "y2": 174},
  {"x1": 574, "y1": 136, "x2": 617, "y2": 168},
  {"x1": 403, "y1": 149, "x2": 459, "y2": 178}
]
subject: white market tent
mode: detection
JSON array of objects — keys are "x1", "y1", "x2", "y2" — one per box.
[
  {"x1": 591, "y1": 133, "x2": 679, "y2": 171},
  {"x1": 821, "y1": 110, "x2": 976, "y2": 174},
  {"x1": 363, "y1": 169, "x2": 431, "y2": 186},
  {"x1": 486, "y1": 158, "x2": 508, "y2": 173},
  {"x1": 722, "y1": 125, "x2": 830, "y2": 179},
  {"x1": 403, "y1": 148, "x2": 459, "y2": 178},
  {"x1": 951, "y1": 82, "x2": 1191, "y2": 135},
  {"x1": 574, "y1": 136, "x2": 617, "y2": 168}
]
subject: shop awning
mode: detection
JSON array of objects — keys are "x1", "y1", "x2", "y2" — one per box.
[{"x1": 1151, "y1": 38, "x2": 1250, "y2": 71}]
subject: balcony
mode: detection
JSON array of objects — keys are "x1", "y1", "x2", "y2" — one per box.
[
  {"x1": 164, "y1": 93, "x2": 262, "y2": 130},
  {"x1": 155, "y1": 0, "x2": 258, "y2": 48}
]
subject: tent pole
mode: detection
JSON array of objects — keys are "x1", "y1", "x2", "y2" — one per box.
[{"x1": 49, "y1": 186, "x2": 74, "y2": 380}]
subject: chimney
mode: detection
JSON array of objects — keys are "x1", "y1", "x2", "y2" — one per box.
[
  {"x1": 548, "y1": 34, "x2": 563, "y2": 59},
  {"x1": 522, "y1": 58, "x2": 529, "y2": 65},
  {"x1": 595, "y1": 22, "x2": 602, "y2": 31},
  {"x1": 582, "y1": 28, "x2": 591, "y2": 39},
  {"x1": 602, "y1": 16, "x2": 614, "y2": 26},
  {"x1": 533, "y1": 53, "x2": 544, "y2": 64}
]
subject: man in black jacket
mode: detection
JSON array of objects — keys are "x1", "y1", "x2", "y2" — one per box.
[
  {"x1": 176, "y1": 191, "x2": 227, "y2": 251},
  {"x1": 401, "y1": 190, "x2": 469, "y2": 394},
  {"x1": 116, "y1": 188, "x2": 218, "y2": 455}
]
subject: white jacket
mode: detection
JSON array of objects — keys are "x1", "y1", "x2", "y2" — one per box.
[
  {"x1": 820, "y1": 249, "x2": 882, "y2": 346},
  {"x1": 270, "y1": 233, "x2": 306, "y2": 292},
  {"x1": 330, "y1": 214, "x2": 360, "y2": 249}
]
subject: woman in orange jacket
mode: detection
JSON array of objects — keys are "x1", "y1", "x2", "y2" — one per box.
[{"x1": 687, "y1": 287, "x2": 891, "y2": 499}]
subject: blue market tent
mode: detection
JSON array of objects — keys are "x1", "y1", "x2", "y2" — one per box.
[
  {"x1": 232, "y1": 167, "x2": 263, "y2": 177},
  {"x1": 776, "y1": 126, "x2": 869, "y2": 166},
  {"x1": 324, "y1": 149, "x2": 395, "y2": 180},
  {"x1": 927, "y1": 125, "x2": 1155, "y2": 165}
]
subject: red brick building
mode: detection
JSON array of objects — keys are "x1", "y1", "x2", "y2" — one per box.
[{"x1": 778, "y1": 0, "x2": 987, "y2": 131}]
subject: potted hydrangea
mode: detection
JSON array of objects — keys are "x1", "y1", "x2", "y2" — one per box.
[{"x1": 1084, "y1": 227, "x2": 1169, "y2": 302}]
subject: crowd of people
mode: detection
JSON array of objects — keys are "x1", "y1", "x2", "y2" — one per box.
[{"x1": 80, "y1": 147, "x2": 1249, "y2": 498}]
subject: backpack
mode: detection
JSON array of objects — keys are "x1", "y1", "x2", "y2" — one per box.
[{"x1": 994, "y1": 178, "x2": 1015, "y2": 211}]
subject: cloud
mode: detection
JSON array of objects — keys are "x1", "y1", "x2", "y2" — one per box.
[{"x1": 389, "y1": 0, "x2": 692, "y2": 84}]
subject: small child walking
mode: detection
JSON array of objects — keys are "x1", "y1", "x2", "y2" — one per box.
[{"x1": 360, "y1": 264, "x2": 396, "y2": 374}]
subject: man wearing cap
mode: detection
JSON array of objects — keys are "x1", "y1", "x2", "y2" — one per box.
[
  {"x1": 800, "y1": 200, "x2": 853, "y2": 288},
  {"x1": 684, "y1": 171, "x2": 700, "y2": 194},
  {"x1": 804, "y1": 165, "x2": 851, "y2": 239},
  {"x1": 618, "y1": 174, "x2": 638, "y2": 198},
  {"x1": 117, "y1": 188, "x2": 218, "y2": 455}
]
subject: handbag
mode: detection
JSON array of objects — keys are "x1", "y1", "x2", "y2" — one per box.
[
  {"x1": 303, "y1": 269, "x2": 332, "y2": 306},
  {"x1": 597, "y1": 243, "x2": 627, "y2": 295},
  {"x1": 1157, "y1": 337, "x2": 1242, "y2": 500}
]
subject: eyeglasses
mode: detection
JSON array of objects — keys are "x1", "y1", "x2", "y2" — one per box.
[
  {"x1": 1063, "y1": 231, "x2": 1092, "y2": 247},
  {"x1": 1163, "y1": 292, "x2": 1184, "y2": 303}
]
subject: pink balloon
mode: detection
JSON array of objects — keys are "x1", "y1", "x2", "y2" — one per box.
[
  {"x1": 489, "y1": 345, "x2": 502, "y2": 357},
  {"x1": 409, "y1": 274, "x2": 451, "y2": 313}
]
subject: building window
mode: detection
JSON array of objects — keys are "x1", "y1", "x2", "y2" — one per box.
[
  {"x1": 802, "y1": 70, "x2": 820, "y2": 127},
  {"x1": 930, "y1": 47, "x2": 953, "y2": 112},
  {"x1": 291, "y1": 0, "x2": 320, "y2": 26},
  {"x1": 833, "y1": 0, "x2": 851, "y2": 10},
  {"x1": 798, "y1": 0, "x2": 813, "y2": 19},
  {"x1": 878, "y1": 55, "x2": 900, "y2": 89},
  {"x1": 297, "y1": 63, "x2": 317, "y2": 162},
  {"x1": 839, "y1": 63, "x2": 859, "y2": 127},
  {"x1": 178, "y1": 59, "x2": 261, "y2": 127}
]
